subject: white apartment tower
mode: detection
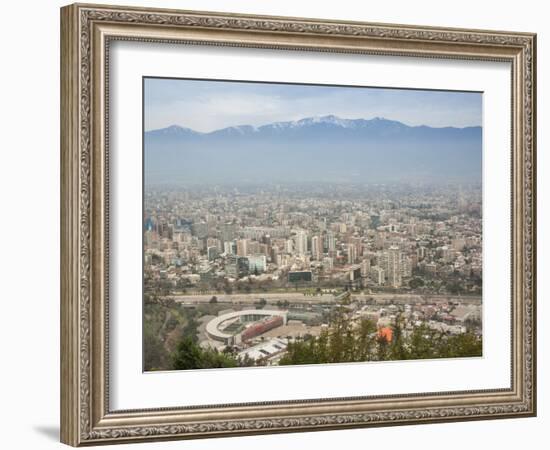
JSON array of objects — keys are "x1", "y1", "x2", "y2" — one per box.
[
  {"x1": 294, "y1": 230, "x2": 308, "y2": 256},
  {"x1": 311, "y1": 235, "x2": 322, "y2": 260},
  {"x1": 348, "y1": 244, "x2": 357, "y2": 264},
  {"x1": 326, "y1": 231, "x2": 336, "y2": 252},
  {"x1": 387, "y1": 246, "x2": 402, "y2": 288}
]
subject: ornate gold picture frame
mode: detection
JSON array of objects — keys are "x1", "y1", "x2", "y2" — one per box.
[{"x1": 60, "y1": 3, "x2": 536, "y2": 446}]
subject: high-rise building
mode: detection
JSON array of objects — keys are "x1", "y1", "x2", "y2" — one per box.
[
  {"x1": 270, "y1": 246, "x2": 279, "y2": 263},
  {"x1": 369, "y1": 266, "x2": 385, "y2": 285},
  {"x1": 247, "y1": 255, "x2": 267, "y2": 273},
  {"x1": 225, "y1": 256, "x2": 238, "y2": 278},
  {"x1": 350, "y1": 236, "x2": 362, "y2": 257},
  {"x1": 360, "y1": 258, "x2": 371, "y2": 277},
  {"x1": 417, "y1": 246, "x2": 427, "y2": 260},
  {"x1": 219, "y1": 222, "x2": 236, "y2": 243},
  {"x1": 401, "y1": 255, "x2": 412, "y2": 278},
  {"x1": 207, "y1": 246, "x2": 219, "y2": 261},
  {"x1": 326, "y1": 231, "x2": 336, "y2": 252},
  {"x1": 225, "y1": 255, "x2": 249, "y2": 278},
  {"x1": 347, "y1": 244, "x2": 357, "y2": 264},
  {"x1": 285, "y1": 239, "x2": 294, "y2": 254},
  {"x1": 311, "y1": 235, "x2": 322, "y2": 260},
  {"x1": 247, "y1": 241, "x2": 260, "y2": 255},
  {"x1": 242, "y1": 226, "x2": 290, "y2": 240},
  {"x1": 223, "y1": 241, "x2": 235, "y2": 255},
  {"x1": 259, "y1": 243, "x2": 269, "y2": 257},
  {"x1": 387, "y1": 246, "x2": 402, "y2": 288},
  {"x1": 294, "y1": 230, "x2": 308, "y2": 256},
  {"x1": 206, "y1": 237, "x2": 222, "y2": 252},
  {"x1": 236, "y1": 239, "x2": 248, "y2": 257},
  {"x1": 441, "y1": 245, "x2": 452, "y2": 262},
  {"x1": 191, "y1": 222, "x2": 208, "y2": 239}
]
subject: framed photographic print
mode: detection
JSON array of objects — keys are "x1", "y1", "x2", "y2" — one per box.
[{"x1": 60, "y1": 3, "x2": 537, "y2": 446}]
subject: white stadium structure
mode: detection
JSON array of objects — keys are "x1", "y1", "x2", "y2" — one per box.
[{"x1": 205, "y1": 309, "x2": 288, "y2": 345}]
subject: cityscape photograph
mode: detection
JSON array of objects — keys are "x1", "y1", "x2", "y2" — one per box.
[{"x1": 143, "y1": 78, "x2": 483, "y2": 371}]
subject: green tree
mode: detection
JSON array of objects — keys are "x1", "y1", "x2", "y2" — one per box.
[
  {"x1": 355, "y1": 318, "x2": 377, "y2": 361},
  {"x1": 389, "y1": 314, "x2": 409, "y2": 361},
  {"x1": 375, "y1": 331, "x2": 391, "y2": 361},
  {"x1": 439, "y1": 332, "x2": 482, "y2": 358},
  {"x1": 143, "y1": 326, "x2": 169, "y2": 371},
  {"x1": 409, "y1": 277, "x2": 425, "y2": 289},
  {"x1": 172, "y1": 337, "x2": 239, "y2": 370},
  {"x1": 446, "y1": 281, "x2": 464, "y2": 295},
  {"x1": 180, "y1": 310, "x2": 199, "y2": 343},
  {"x1": 407, "y1": 324, "x2": 441, "y2": 360}
]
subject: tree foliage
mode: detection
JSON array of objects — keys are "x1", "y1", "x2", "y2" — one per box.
[
  {"x1": 279, "y1": 309, "x2": 481, "y2": 366},
  {"x1": 156, "y1": 302, "x2": 482, "y2": 371},
  {"x1": 172, "y1": 338, "x2": 239, "y2": 370}
]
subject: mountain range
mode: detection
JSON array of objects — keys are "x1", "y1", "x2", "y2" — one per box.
[{"x1": 144, "y1": 115, "x2": 482, "y2": 184}]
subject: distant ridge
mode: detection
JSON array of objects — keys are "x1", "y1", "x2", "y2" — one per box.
[
  {"x1": 144, "y1": 116, "x2": 482, "y2": 184},
  {"x1": 147, "y1": 115, "x2": 480, "y2": 137}
]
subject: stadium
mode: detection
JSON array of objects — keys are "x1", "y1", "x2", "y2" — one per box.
[{"x1": 205, "y1": 309, "x2": 288, "y2": 345}]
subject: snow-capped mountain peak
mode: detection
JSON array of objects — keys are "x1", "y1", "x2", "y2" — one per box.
[
  {"x1": 147, "y1": 124, "x2": 202, "y2": 136},
  {"x1": 145, "y1": 115, "x2": 472, "y2": 138},
  {"x1": 210, "y1": 124, "x2": 258, "y2": 136},
  {"x1": 257, "y1": 115, "x2": 364, "y2": 132},
  {"x1": 294, "y1": 115, "x2": 352, "y2": 127}
]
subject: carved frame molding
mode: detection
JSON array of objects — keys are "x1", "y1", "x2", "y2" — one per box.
[{"x1": 61, "y1": 3, "x2": 536, "y2": 446}]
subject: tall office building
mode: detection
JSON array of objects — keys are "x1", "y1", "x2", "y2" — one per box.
[
  {"x1": 348, "y1": 244, "x2": 357, "y2": 264},
  {"x1": 223, "y1": 241, "x2": 235, "y2": 255},
  {"x1": 294, "y1": 230, "x2": 308, "y2": 256},
  {"x1": 225, "y1": 255, "x2": 249, "y2": 278},
  {"x1": 219, "y1": 222, "x2": 236, "y2": 243},
  {"x1": 350, "y1": 236, "x2": 362, "y2": 257},
  {"x1": 236, "y1": 239, "x2": 248, "y2": 257},
  {"x1": 360, "y1": 258, "x2": 371, "y2": 277},
  {"x1": 387, "y1": 246, "x2": 402, "y2": 288},
  {"x1": 311, "y1": 235, "x2": 322, "y2": 260},
  {"x1": 247, "y1": 255, "x2": 267, "y2": 273},
  {"x1": 326, "y1": 231, "x2": 336, "y2": 252}
]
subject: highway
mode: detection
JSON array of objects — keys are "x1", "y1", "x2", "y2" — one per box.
[{"x1": 172, "y1": 292, "x2": 482, "y2": 306}]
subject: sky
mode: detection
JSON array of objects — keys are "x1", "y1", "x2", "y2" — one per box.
[{"x1": 144, "y1": 77, "x2": 482, "y2": 133}]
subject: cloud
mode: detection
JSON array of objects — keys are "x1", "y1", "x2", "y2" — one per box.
[{"x1": 144, "y1": 78, "x2": 481, "y2": 132}]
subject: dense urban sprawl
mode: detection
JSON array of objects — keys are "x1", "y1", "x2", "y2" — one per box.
[{"x1": 143, "y1": 183, "x2": 483, "y2": 370}]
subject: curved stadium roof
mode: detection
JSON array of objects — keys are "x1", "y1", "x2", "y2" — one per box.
[{"x1": 205, "y1": 309, "x2": 287, "y2": 342}]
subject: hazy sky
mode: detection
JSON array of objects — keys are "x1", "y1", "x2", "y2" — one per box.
[{"x1": 144, "y1": 77, "x2": 482, "y2": 132}]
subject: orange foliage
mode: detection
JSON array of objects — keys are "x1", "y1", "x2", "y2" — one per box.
[{"x1": 378, "y1": 326, "x2": 393, "y2": 343}]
